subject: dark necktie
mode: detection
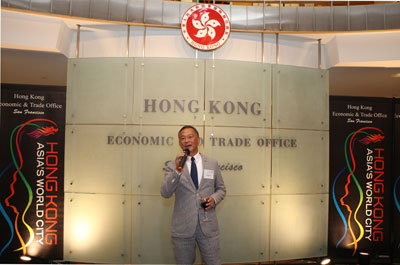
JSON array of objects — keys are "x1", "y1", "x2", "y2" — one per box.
[{"x1": 190, "y1": 157, "x2": 198, "y2": 189}]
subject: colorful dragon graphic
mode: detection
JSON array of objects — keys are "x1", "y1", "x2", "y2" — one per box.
[
  {"x1": 332, "y1": 127, "x2": 384, "y2": 256},
  {"x1": 0, "y1": 119, "x2": 58, "y2": 256}
]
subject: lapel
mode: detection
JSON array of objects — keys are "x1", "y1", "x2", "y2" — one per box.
[
  {"x1": 183, "y1": 159, "x2": 197, "y2": 191},
  {"x1": 198, "y1": 154, "x2": 207, "y2": 190}
]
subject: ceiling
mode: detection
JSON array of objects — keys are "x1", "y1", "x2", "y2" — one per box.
[
  {"x1": 329, "y1": 66, "x2": 400, "y2": 98},
  {"x1": 1, "y1": 48, "x2": 400, "y2": 98},
  {"x1": 1, "y1": 48, "x2": 68, "y2": 86}
]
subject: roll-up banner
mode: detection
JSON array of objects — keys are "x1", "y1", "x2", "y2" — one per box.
[
  {"x1": 0, "y1": 84, "x2": 65, "y2": 262},
  {"x1": 329, "y1": 96, "x2": 393, "y2": 262},
  {"x1": 393, "y1": 99, "x2": 400, "y2": 261}
]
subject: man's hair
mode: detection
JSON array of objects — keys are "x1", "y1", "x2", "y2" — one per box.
[{"x1": 178, "y1": 125, "x2": 199, "y2": 137}]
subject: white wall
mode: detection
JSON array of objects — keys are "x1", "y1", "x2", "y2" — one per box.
[{"x1": 2, "y1": 9, "x2": 400, "y2": 69}]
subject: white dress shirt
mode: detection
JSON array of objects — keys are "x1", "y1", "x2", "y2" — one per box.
[{"x1": 186, "y1": 152, "x2": 203, "y2": 186}]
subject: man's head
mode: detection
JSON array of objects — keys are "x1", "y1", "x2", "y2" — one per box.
[{"x1": 178, "y1": 125, "x2": 200, "y2": 156}]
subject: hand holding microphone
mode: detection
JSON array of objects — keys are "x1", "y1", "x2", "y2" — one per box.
[{"x1": 176, "y1": 149, "x2": 190, "y2": 171}]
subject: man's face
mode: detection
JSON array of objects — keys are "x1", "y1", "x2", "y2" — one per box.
[{"x1": 179, "y1": 128, "x2": 200, "y2": 156}]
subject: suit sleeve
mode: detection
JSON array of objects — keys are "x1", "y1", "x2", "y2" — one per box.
[
  {"x1": 210, "y1": 162, "x2": 226, "y2": 205},
  {"x1": 160, "y1": 160, "x2": 182, "y2": 198}
]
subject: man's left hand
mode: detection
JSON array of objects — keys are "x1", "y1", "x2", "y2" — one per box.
[{"x1": 201, "y1": 196, "x2": 215, "y2": 211}]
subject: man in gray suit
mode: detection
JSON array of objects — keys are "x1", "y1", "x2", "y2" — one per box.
[{"x1": 161, "y1": 125, "x2": 226, "y2": 265}]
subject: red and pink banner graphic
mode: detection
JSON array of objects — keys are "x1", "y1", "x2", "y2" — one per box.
[
  {"x1": 329, "y1": 96, "x2": 393, "y2": 262},
  {"x1": 0, "y1": 84, "x2": 65, "y2": 262}
]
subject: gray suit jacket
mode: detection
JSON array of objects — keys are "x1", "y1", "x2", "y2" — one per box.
[{"x1": 161, "y1": 153, "x2": 226, "y2": 238}]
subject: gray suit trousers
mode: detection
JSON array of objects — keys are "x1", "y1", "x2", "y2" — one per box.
[{"x1": 172, "y1": 217, "x2": 221, "y2": 265}]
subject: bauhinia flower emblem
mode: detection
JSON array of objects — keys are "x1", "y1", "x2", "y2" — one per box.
[
  {"x1": 181, "y1": 4, "x2": 230, "y2": 51},
  {"x1": 192, "y1": 12, "x2": 221, "y2": 40}
]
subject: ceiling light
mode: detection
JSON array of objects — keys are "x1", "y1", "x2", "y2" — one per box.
[
  {"x1": 20, "y1": 255, "x2": 32, "y2": 262},
  {"x1": 390, "y1": 73, "x2": 400, "y2": 78},
  {"x1": 358, "y1": 252, "x2": 370, "y2": 265},
  {"x1": 321, "y1": 257, "x2": 331, "y2": 265}
]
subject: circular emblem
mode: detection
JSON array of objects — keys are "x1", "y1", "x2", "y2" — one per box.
[{"x1": 181, "y1": 4, "x2": 231, "y2": 51}]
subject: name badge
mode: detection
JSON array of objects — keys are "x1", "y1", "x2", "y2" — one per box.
[{"x1": 204, "y1": 169, "x2": 214, "y2": 179}]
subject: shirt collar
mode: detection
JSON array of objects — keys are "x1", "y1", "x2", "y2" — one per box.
[{"x1": 191, "y1": 152, "x2": 201, "y2": 160}]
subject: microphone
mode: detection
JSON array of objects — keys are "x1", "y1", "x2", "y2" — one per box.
[{"x1": 177, "y1": 149, "x2": 190, "y2": 172}]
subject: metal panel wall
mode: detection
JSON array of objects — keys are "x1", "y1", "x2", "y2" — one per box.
[
  {"x1": 65, "y1": 57, "x2": 329, "y2": 264},
  {"x1": 3, "y1": 0, "x2": 400, "y2": 31}
]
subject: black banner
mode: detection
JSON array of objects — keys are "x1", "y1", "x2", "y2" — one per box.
[
  {"x1": 393, "y1": 100, "x2": 400, "y2": 261},
  {"x1": 329, "y1": 96, "x2": 393, "y2": 262},
  {"x1": 0, "y1": 84, "x2": 65, "y2": 262}
]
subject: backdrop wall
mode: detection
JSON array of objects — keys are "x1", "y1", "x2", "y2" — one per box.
[{"x1": 65, "y1": 57, "x2": 329, "y2": 263}]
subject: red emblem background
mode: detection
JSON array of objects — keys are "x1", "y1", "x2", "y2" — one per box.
[{"x1": 181, "y1": 4, "x2": 231, "y2": 51}]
